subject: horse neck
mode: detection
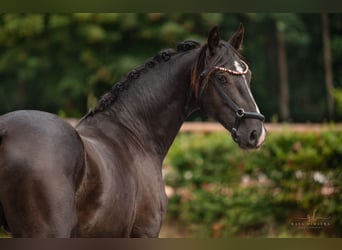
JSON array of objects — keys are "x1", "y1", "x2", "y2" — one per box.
[{"x1": 79, "y1": 49, "x2": 199, "y2": 159}]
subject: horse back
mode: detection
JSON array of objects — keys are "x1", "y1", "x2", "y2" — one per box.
[{"x1": 0, "y1": 110, "x2": 84, "y2": 179}]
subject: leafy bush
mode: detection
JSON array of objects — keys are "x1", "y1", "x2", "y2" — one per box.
[{"x1": 163, "y1": 128, "x2": 342, "y2": 237}]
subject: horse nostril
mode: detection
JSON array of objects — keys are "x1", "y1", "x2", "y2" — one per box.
[{"x1": 249, "y1": 130, "x2": 258, "y2": 143}]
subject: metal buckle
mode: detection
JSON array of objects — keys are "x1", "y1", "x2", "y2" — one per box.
[{"x1": 236, "y1": 108, "x2": 245, "y2": 118}]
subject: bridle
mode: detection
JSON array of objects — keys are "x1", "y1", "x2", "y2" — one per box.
[{"x1": 198, "y1": 60, "x2": 265, "y2": 142}]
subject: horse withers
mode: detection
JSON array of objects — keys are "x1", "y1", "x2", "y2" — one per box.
[{"x1": 0, "y1": 24, "x2": 266, "y2": 237}]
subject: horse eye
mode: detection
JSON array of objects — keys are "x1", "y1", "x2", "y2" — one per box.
[{"x1": 216, "y1": 74, "x2": 227, "y2": 83}]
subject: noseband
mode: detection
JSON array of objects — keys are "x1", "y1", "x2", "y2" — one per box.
[{"x1": 198, "y1": 60, "x2": 265, "y2": 142}]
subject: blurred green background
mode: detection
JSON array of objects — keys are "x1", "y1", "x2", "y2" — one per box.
[
  {"x1": 0, "y1": 13, "x2": 341, "y2": 122},
  {"x1": 0, "y1": 13, "x2": 342, "y2": 238},
  {"x1": 162, "y1": 128, "x2": 342, "y2": 237}
]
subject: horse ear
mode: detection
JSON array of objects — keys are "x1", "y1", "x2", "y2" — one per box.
[
  {"x1": 207, "y1": 26, "x2": 220, "y2": 55},
  {"x1": 229, "y1": 23, "x2": 244, "y2": 51}
]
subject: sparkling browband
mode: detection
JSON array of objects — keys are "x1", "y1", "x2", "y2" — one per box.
[{"x1": 214, "y1": 60, "x2": 249, "y2": 75}]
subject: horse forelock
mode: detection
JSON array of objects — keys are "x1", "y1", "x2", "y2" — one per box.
[
  {"x1": 87, "y1": 40, "x2": 201, "y2": 117},
  {"x1": 191, "y1": 44, "x2": 207, "y2": 98},
  {"x1": 190, "y1": 41, "x2": 247, "y2": 98}
]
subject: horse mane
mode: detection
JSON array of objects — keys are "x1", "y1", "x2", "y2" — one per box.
[{"x1": 87, "y1": 40, "x2": 201, "y2": 116}]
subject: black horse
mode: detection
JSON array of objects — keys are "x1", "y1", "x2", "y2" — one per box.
[{"x1": 0, "y1": 25, "x2": 266, "y2": 237}]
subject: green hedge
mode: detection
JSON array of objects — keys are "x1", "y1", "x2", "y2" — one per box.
[{"x1": 163, "y1": 129, "x2": 342, "y2": 237}]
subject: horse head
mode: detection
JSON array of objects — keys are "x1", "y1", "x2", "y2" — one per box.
[{"x1": 192, "y1": 24, "x2": 266, "y2": 149}]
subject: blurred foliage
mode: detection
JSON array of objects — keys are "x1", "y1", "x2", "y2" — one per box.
[
  {"x1": 333, "y1": 88, "x2": 342, "y2": 117},
  {"x1": 0, "y1": 13, "x2": 341, "y2": 121},
  {"x1": 163, "y1": 129, "x2": 342, "y2": 237}
]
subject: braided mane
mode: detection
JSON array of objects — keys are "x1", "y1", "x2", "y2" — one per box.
[{"x1": 87, "y1": 40, "x2": 201, "y2": 116}]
